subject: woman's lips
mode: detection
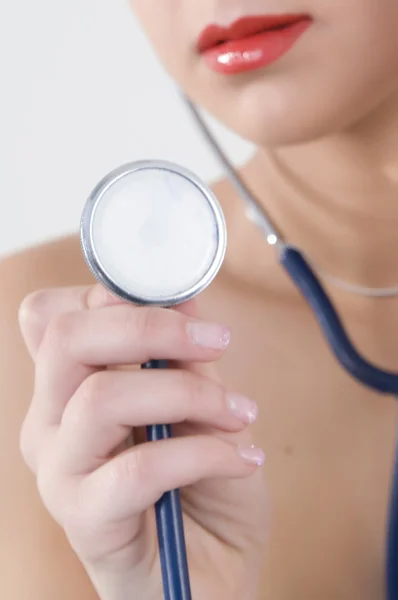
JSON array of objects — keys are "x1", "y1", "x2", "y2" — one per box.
[{"x1": 197, "y1": 14, "x2": 312, "y2": 75}]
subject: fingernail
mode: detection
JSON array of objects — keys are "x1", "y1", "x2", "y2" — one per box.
[
  {"x1": 238, "y1": 445, "x2": 265, "y2": 466},
  {"x1": 19, "y1": 289, "x2": 58, "y2": 327},
  {"x1": 187, "y1": 321, "x2": 231, "y2": 350},
  {"x1": 227, "y1": 393, "x2": 258, "y2": 424},
  {"x1": 19, "y1": 292, "x2": 42, "y2": 324}
]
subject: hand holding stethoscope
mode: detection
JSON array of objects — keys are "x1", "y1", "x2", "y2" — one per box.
[{"x1": 19, "y1": 159, "x2": 267, "y2": 600}]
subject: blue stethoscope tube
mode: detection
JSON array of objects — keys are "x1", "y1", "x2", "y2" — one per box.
[
  {"x1": 281, "y1": 246, "x2": 398, "y2": 395},
  {"x1": 142, "y1": 360, "x2": 192, "y2": 600}
]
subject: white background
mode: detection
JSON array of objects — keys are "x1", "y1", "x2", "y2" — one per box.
[{"x1": 1, "y1": 0, "x2": 253, "y2": 258}]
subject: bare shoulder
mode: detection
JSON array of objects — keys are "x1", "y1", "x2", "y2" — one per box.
[
  {"x1": 0, "y1": 234, "x2": 94, "y2": 297},
  {"x1": 0, "y1": 235, "x2": 98, "y2": 599},
  {"x1": 0, "y1": 234, "x2": 95, "y2": 359}
]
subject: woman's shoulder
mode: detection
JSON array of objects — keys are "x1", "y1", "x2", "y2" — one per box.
[
  {"x1": 0, "y1": 234, "x2": 93, "y2": 301},
  {"x1": 0, "y1": 233, "x2": 94, "y2": 360}
]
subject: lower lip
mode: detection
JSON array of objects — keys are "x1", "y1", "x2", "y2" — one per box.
[{"x1": 201, "y1": 19, "x2": 311, "y2": 75}]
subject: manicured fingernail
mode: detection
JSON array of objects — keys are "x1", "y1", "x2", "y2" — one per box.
[
  {"x1": 238, "y1": 445, "x2": 265, "y2": 466},
  {"x1": 187, "y1": 321, "x2": 231, "y2": 350},
  {"x1": 19, "y1": 292, "x2": 42, "y2": 324},
  {"x1": 227, "y1": 393, "x2": 258, "y2": 424}
]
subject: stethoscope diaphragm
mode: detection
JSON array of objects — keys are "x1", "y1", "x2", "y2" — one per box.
[{"x1": 80, "y1": 160, "x2": 227, "y2": 306}]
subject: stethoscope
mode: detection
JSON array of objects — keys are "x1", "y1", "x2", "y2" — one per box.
[{"x1": 80, "y1": 95, "x2": 398, "y2": 600}]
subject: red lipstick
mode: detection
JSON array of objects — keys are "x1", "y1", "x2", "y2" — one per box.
[{"x1": 197, "y1": 14, "x2": 312, "y2": 75}]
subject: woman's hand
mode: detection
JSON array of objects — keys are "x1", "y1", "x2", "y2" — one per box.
[{"x1": 18, "y1": 285, "x2": 267, "y2": 600}]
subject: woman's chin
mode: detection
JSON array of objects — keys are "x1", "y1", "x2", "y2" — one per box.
[
  {"x1": 187, "y1": 78, "x2": 346, "y2": 148},
  {"x1": 215, "y1": 106, "x2": 340, "y2": 149},
  {"x1": 204, "y1": 88, "x2": 373, "y2": 149}
]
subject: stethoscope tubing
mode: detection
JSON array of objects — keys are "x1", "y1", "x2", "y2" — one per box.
[
  {"x1": 281, "y1": 246, "x2": 398, "y2": 395},
  {"x1": 142, "y1": 361, "x2": 192, "y2": 600}
]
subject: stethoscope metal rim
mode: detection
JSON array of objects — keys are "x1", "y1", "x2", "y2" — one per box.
[{"x1": 80, "y1": 159, "x2": 227, "y2": 307}]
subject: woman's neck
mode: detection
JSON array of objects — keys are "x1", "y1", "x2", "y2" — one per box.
[{"x1": 241, "y1": 91, "x2": 398, "y2": 290}]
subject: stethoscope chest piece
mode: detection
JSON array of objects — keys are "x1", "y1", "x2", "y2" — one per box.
[{"x1": 80, "y1": 160, "x2": 227, "y2": 306}]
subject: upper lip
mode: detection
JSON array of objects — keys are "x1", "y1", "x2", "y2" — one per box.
[{"x1": 197, "y1": 14, "x2": 311, "y2": 53}]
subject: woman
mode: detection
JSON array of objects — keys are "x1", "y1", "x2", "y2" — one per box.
[{"x1": 2, "y1": 1, "x2": 398, "y2": 598}]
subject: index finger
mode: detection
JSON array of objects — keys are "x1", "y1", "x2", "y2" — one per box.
[{"x1": 19, "y1": 285, "x2": 125, "y2": 359}]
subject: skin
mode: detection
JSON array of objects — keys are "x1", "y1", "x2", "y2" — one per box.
[{"x1": 2, "y1": 0, "x2": 398, "y2": 598}]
